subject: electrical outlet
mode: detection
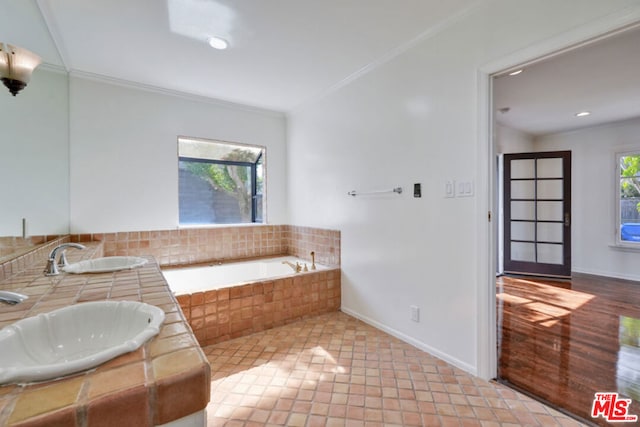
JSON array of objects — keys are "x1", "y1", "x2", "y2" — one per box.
[{"x1": 410, "y1": 305, "x2": 420, "y2": 322}]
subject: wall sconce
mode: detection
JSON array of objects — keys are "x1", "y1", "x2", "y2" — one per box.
[{"x1": 0, "y1": 43, "x2": 41, "y2": 96}]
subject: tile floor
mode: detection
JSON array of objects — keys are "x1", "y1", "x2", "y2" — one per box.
[{"x1": 203, "y1": 312, "x2": 585, "y2": 426}]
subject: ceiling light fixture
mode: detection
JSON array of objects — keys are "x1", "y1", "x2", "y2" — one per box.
[
  {"x1": 0, "y1": 43, "x2": 41, "y2": 96},
  {"x1": 508, "y1": 69, "x2": 524, "y2": 76},
  {"x1": 575, "y1": 111, "x2": 591, "y2": 117},
  {"x1": 207, "y1": 36, "x2": 228, "y2": 50}
]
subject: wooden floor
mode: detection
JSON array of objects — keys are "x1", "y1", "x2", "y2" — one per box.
[{"x1": 497, "y1": 273, "x2": 640, "y2": 426}]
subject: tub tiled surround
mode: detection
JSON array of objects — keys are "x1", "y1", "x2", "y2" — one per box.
[
  {"x1": 286, "y1": 225, "x2": 340, "y2": 266},
  {"x1": 0, "y1": 248, "x2": 210, "y2": 427},
  {"x1": 176, "y1": 268, "x2": 341, "y2": 347},
  {"x1": 69, "y1": 224, "x2": 341, "y2": 267}
]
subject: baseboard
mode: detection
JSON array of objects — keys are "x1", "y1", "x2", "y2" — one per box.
[
  {"x1": 340, "y1": 307, "x2": 477, "y2": 377},
  {"x1": 572, "y1": 267, "x2": 640, "y2": 283}
]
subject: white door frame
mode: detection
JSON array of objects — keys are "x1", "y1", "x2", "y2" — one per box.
[{"x1": 475, "y1": 9, "x2": 640, "y2": 381}]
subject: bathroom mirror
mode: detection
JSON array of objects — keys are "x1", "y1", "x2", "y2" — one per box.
[
  {"x1": 0, "y1": 67, "x2": 70, "y2": 262},
  {"x1": 0, "y1": 1, "x2": 71, "y2": 263}
]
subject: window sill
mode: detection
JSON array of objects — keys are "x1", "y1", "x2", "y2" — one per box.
[{"x1": 609, "y1": 243, "x2": 640, "y2": 253}]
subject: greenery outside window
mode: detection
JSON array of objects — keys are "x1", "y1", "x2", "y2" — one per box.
[
  {"x1": 178, "y1": 137, "x2": 265, "y2": 225},
  {"x1": 618, "y1": 151, "x2": 640, "y2": 245}
]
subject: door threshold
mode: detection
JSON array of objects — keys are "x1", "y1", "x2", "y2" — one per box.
[{"x1": 493, "y1": 379, "x2": 598, "y2": 427}]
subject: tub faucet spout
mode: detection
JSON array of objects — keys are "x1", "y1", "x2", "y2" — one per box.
[
  {"x1": 44, "y1": 243, "x2": 86, "y2": 276},
  {"x1": 282, "y1": 261, "x2": 302, "y2": 273}
]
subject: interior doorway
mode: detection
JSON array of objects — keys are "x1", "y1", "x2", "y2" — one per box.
[{"x1": 489, "y1": 22, "x2": 640, "y2": 424}]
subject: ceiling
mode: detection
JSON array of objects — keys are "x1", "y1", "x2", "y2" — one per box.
[
  {"x1": 2, "y1": 1, "x2": 639, "y2": 127},
  {"x1": 0, "y1": 0, "x2": 481, "y2": 112},
  {"x1": 494, "y1": 25, "x2": 640, "y2": 136}
]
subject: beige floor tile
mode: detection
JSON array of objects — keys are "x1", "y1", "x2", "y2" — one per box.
[{"x1": 204, "y1": 312, "x2": 586, "y2": 426}]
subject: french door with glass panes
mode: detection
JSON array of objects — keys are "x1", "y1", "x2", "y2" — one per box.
[{"x1": 503, "y1": 151, "x2": 571, "y2": 278}]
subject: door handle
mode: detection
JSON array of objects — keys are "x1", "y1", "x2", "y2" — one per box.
[{"x1": 564, "y1": 212, "x2": 571, "y2": 227}]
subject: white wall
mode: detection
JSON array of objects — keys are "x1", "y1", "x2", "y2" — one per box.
[
  {"x1": 0, "y1": 68, "x2": 69, "y2": 236},
  {"x1": 495, "y1": 124, "x2": 534, "y2": 154},
  {"x1": 69, "y1": 76, "x2": 287, "y2": 233},
  {"x1": 536, "y1": 117, "x2": 640, "y2": 281},
  {"x1": 287, "y1": 0, "x2": 640, "y2": 374}
]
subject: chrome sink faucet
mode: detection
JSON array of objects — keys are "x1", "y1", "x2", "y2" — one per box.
[
  {"x1": 0, "y1": 291, "x2": 28, "y2": 305},
  {"x1": 44, "y1": 243, "x2": 86, "y2": 276}
]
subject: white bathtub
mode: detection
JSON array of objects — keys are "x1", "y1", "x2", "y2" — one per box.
[{"x1": 162, "y1": 256, "x2": 325, "y2": 294}]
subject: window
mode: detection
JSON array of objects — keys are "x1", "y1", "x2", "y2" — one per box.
[
  {"x1": 618, "y1": 151, "x2": 640, "y2": 244},
  {"x1": 178, "y1": 137, "x2": 265, "y2": 225}
]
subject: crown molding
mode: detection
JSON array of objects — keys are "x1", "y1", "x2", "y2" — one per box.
[
  {"x1": 289, "y1": 0, "x2": 487, "y2": 115},
  {"x1": 68, "y1": 69, "x2": 286, "y2": 118},
  {"x1": 36, "y1": 0, "x2": 70, "y2": 72},
  {"x1": 37, "y1": 62, "x2": 68, "y2": 75}
]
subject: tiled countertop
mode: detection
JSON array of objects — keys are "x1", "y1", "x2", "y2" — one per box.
[{"x1": 0, "y1": 243, "x2": 211, "y2": 427}]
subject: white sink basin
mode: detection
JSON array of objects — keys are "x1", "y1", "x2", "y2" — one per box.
[
  {"x1": 63, "y1": 256, "x2": 148, "y2": 274},
  {"x1": 0, "y1": 300, "x2": 164, "y2": 384}
]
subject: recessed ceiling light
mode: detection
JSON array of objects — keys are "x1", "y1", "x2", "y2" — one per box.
[
  {"x1": 575, "y1": 111, "x2": 591, "y2": 117},
  {"x1": 508, "y1": 69, "x2": 523, "y2": 76},
  {"x1": 208, "y1": 36, "x2": 228, "y2": 50}
]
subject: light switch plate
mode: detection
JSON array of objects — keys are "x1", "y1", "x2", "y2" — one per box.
[
  {"x1": 410, "y1": 305, "x2": 420, "y2": 322},
  {"x1": 456, "y1": 180, "x2": 474, "y2": 197},
  {"x1": 445, "y1": 180, "x2": 455, "y2": 198}
]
